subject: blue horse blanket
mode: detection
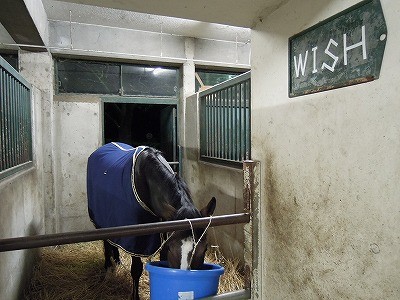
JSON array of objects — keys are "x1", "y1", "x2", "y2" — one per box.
[{"x1": 87, "y1": 142, "x2": 161, "y2": 257}]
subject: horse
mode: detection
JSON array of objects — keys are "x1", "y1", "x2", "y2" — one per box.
[{"x1": 87, "y1": 142, "x2": 216, "y2": 300}]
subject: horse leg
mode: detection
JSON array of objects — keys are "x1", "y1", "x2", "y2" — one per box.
[
  {"x1": 130, "y1": 256, "x2": 143, "y2": 300},
  {"x1": 112, "y1": 244, "x2": 121, "y2": 265},
  {"x1": 104, "y1": 240, "x2": 121, "y2": 269},
  {"x1": 103, "y1": 240, "x2": 114, "y2": 269}
]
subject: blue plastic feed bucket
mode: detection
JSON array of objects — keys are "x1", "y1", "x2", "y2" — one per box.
[{"x1": 145, "y1": 261, "x2": 224, "y2": 300}]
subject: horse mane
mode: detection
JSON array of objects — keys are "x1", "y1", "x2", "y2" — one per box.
[{"x1": 144, "y1": 147, "x2": 200, "y2": 220}]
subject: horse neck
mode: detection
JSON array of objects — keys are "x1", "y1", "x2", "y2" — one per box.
[
  {"x1": 146, "y1": 167, "x2": 178, "y2": 219},
  {"x1": 135, "y1": 150, "x2": 195, "y2": 221}
]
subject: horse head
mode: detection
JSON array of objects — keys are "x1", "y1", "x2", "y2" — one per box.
[{"x1": 165, "y1": 197, "x2": 216, "y2": 270}]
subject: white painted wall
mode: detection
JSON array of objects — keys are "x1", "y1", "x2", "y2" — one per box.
[{"x1": 251, "y1": 0, "x2": 400, "y2": 298}]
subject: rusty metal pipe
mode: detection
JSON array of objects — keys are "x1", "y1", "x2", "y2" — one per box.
[{"x1": 0, "y1": 213, "x2": 250, "y2": 252}]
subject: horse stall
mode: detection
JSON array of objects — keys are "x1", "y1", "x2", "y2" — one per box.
[
  {"x1": 4, "y1": 1, "x2": 399, "y2": 299},
  {"x1": 0, "y1": 53, "x2": 256, "y2": 299}
]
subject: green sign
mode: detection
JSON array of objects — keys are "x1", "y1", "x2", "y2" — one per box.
[{"x1": 289, "y1": 0, "x2": 387, "y2": 97}]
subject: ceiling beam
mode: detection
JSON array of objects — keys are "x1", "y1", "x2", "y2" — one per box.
[
  {"x1": 54, "y1": 0, "x2": 269, "y2": 28},
  {"x1": 0, "y1": 0, "x2": 48, "y2": 51}
]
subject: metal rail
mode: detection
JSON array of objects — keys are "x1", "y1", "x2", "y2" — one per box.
[{"x1": 0, "y1": 213, "x2": 250, "y2": 252}]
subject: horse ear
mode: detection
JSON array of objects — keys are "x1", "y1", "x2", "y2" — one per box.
[{"x1": 200, "y1": 197, "x2": 216, "y2": 217}]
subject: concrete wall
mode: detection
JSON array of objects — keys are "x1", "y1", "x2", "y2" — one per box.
[
  {"x1": 0, "y1": 85, "x2": 45, "y2": 299},
  {"x1": 251, "y1": 0, "x2": 400, "y2": 298},
  {"x1": 53, "y1": 94, "x2": 101, "y2": 232}
]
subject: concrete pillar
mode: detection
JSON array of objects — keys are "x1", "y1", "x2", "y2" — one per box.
[
  {"x1": 19, "y1": 50, "x2": 57, "y2": 234},
  {"x1": 180, "y1": 37, "x2": 196, "y2": 174}
]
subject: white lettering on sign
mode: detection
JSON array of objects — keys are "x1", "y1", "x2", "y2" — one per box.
[
  {"x1": 343, "y1": 25, "x2": 367, "y2": 65},
  {"x1": 312, "y1": 46, "x2": 318, "y2": 74},
  {"x1": 293, "y1": 50, "x2": 308, "y2": 78},
  {"x1": 321, "y1": 38, "x2": 339, "y2": 72},
  {"x1": 293, "y1": 25, "x2": 367, "y2": 78}
]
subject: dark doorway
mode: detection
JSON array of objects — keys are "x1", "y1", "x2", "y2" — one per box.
[{"x1": 104, "y1": 103, "x2": 177, "y2": 164}]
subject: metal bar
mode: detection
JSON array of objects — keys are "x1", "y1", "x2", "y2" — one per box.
[
  {"x1": 14, "y1": 80, "x2": 19, "y2": 164},
  {"x1": 11, "y1": 74, "x2": 15, "y2": 167},
  {"x1": 233, "y1": 85, "x2": 237, "y2": 161},
  {"x1": 21, "y1": 86, "x2": 26, "y2": 162},
  {"x1": 200, "y1": 289, "x2": 250, "y2": 300},
  {"x1": 199, "y1": 71, "x2": 251, "y2": 98},
  {"x1": 218, "y1": 90, "x2": 222, "y2": 158},
  {"x1": 216, "y1": 92, "x2": 219, "y2": 158},
  {"x1": 0, "y1": 56, "x2": 30, "y2": 88},
  {"x1": 223, "y1": 88, "x2": 228, "y2": 160},
  {"x1": 212, "y1": 92, "x2": 217, "y2": 158},
  {"x1": 201, "y1": 96, "x2": 205, "y2": 157},
  {"x1": 3, "y1": 71, "x2": 7, "y2": 170},
  {"x1": 200, "y1": 155, "x2": 244, "y2": 165},
  {"x1": 238, "y1": 83, "x2": 242, "y2": 161},
  {"x1": 202, "y1": 95, "x2": 205, "y2": 157},
  {"x1": 209, "y1": 95, "x2": 214, "y2": 155},
  {"x1": 219, "y1": 90, "x2": 223, "y2": 159},
  {"x1": 28, "y1": 88, "x2": 33, "y2": 161},
  {"x1": 228, "y1": 87, "x2": 235, "y2": 160},
  {"x1": 9, "y1": 73, "x2": 12, "y2": 168},
  {"x1": 0, "y1": 213, "x2": 250, "y2": 252},
  {"x1": 21, "y1": 87, "x2": 27, "y2": 161},
  {"x1": 24, "y1": 86, "x2": 29, "y2": 161},
  {"x1": 16, "y1": 82, "x2": 21, "y2": 165},
  {"x1": 226, "y1": 87, "x2": 231, "y2": 160},
  {"x1": 207, "y1": 94, "x2": 211, "y2": 157},
  {"x1": 5, "y1": 73, "x2": 10, "y2": 169},
  {"x1": 209, "y1": 94, "x2": 213, "y2": 158},
  {"x1": 101, "y1": 96, "x2": 178, "y2": 105},
  {"x1": 0, "y1": 69, "x2": 4, "y2": 171},
  {"x1": 214, "y1": 92, "x2": 219, "y2": 157},
  {"x1": 240, "y1": 82, "x2": 245, "y2": 161},
  {"x1": 246, "y1": 80, "x2": 251, "y2": 160},
  {"x1": 172, "y1": 107, "x2": 177, "y2": 168},
  {"x1": 242, "y1": 82, "x2": 246, "y2": 160},
  {"x1": 218, "y1": 91, "x2": 224, "y2": 158}
]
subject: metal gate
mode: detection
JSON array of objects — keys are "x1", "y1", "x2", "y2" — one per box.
[
  {"x1": 0, "y1": 56, "x2": 32, "y2": 179},
  {"x1": 199, "y1": 71, "x2": 251, "y2": 167}
]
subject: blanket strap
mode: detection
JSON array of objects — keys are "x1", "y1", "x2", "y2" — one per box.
[{"x1": 131, "y1": 146, "x2": 157, "y2": 216}]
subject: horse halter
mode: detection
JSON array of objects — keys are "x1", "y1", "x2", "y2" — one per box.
[
  {"x1": 186, "y1": 216, "x2": 213, "y2": 269},
  {"x1": 147, "y1": 216, "x2": 213, "y2": 270}
]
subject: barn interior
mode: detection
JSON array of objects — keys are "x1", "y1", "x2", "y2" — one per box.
[{"x1": 1, "y1": 0, "x2": 399, "y2": 299}]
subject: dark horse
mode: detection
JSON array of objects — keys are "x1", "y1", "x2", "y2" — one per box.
[{"x1": 87, "y1": 142, "x2": 216, "y2": 300}]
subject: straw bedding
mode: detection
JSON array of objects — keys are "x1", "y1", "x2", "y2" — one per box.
[{"x1": 24, "y1": 241, "x2": 244, "y2": 300}]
